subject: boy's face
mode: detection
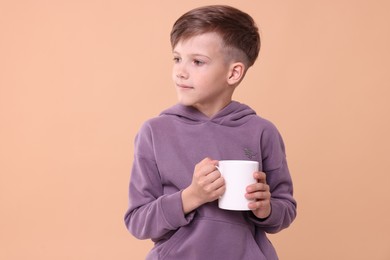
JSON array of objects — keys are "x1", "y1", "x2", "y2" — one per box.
[{"x1": 172, "y1": 32, "x2": 235, "y2": 117}]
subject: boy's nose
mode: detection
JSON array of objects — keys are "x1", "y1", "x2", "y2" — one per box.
[
  {"x1": 175, "y1": 65, "x2": 189, "y2": 79},
  {"x1": 176, "y1": 72, "x2": 188, "y2": 79}
]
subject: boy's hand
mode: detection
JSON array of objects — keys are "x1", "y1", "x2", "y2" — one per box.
[
  {"x1": 245, "y1": 171, "x2": 271, "y2": 219},
  {"x1": 182, "y1": 158, "x2": 225, "y2": 214}
]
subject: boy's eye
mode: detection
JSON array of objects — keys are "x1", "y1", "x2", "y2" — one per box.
[
  {"x1": 193, "y1": 59, "x2": 205, "y2": 66},
  {"x1": 173, "y1": 57, "x2": 181, "y2": 63}
]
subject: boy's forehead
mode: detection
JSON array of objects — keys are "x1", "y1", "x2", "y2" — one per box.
[{"x1": 173, "y1": 32, "x2": 224, "y2": 52}]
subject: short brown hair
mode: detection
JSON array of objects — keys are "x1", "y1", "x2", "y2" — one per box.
[{"x1": 170, "y1": 5, "x2": 260, "y2": 67}]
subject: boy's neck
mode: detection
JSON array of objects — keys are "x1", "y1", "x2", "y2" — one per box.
[{"x1": 192, "y1": 100, "x2": 232, "y2": 118}]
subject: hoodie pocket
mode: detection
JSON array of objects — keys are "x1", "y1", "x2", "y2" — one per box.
[
  {"x1": 156, "y1": 225, "x2": 189, "y2": 259},
  {"x1": 157, "y1": 216, "x2": 266, "y2": 260}
]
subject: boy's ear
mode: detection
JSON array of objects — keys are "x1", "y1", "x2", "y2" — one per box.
[{"x1": 227, "y1": 62, "x2": 246, "y2": 85}]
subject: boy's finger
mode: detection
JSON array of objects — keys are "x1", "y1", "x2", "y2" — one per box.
[
  {"x1": 197, "y1": 159, "x2": 218, "y2": 176},
  {"x1": 254, "y1": 171, "x2": 267, "y2": 184},
  {"x1": 196, "y1": 157, "x2": 216, "y2": 172}
]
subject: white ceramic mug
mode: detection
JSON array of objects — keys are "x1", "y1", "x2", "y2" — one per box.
[{"x1": 217, "y1": 160, "x2": 259, "y2": 211}]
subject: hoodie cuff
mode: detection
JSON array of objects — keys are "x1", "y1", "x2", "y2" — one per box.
[
  {"x1": 160, "y1": 191, "x2": 195, "y2": 229},
  {"x1": 248, "y1": 199, "x2": 283, "y2": 231}
]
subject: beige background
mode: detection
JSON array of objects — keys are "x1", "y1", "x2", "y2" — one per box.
[{"x1": 1, "y1": 1, "x2": 389, "y2": 259}]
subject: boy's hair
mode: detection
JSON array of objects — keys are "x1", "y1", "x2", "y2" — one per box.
[{"x1": 170, "y1": 5, "x2": 260, "y2": 68}]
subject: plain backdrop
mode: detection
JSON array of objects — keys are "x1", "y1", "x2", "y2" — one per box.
[{"x1": 1, "y1": 1, "x2": 390, "y2": 259}]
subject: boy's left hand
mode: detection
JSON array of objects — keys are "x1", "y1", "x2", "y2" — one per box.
[{"x1": 245, "y1": 171, "x2": 271, "y2": 219}]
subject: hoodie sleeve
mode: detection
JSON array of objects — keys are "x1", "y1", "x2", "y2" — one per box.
[
  {"x1": 249, "y1": 123, "x2": 297, "y2": 233},
  {"x1": 124, "y1": 122, "x2": 195, "y2": 241}
]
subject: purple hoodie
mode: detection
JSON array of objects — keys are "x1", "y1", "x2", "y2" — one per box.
[{"x1": 124, "y1": 101, "x2": 297, "y2": 260}]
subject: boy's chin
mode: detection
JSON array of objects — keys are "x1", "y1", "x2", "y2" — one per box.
[{"x1": 177, "y1": 98, "x2": 195, "y2": 107}]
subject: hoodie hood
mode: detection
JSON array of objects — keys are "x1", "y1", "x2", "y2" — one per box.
[{"x1": 160, "y1": 101, "x2": 257, "y2": 127}]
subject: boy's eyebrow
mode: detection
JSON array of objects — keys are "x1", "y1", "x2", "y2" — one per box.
[{"x1": 172, "y1": 51, "x2": 211, "y2": 59}]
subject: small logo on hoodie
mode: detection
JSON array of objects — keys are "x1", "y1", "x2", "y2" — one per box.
[{"x1": 244, "y1": 148, "x2": 258, "y2": 160}]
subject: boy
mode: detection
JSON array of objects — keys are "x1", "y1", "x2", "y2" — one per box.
[{"x1": 124, "y1": 5, "x2": 296, "y2": 260}]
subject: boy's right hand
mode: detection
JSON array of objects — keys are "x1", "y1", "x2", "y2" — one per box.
[{"x1": 181, "y1": 157, "x2": 225, "y2": 214}]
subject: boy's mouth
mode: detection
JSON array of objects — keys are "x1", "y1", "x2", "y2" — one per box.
[{"x1": 176, "y1": 83, "x2": 194, "y2": 89}]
